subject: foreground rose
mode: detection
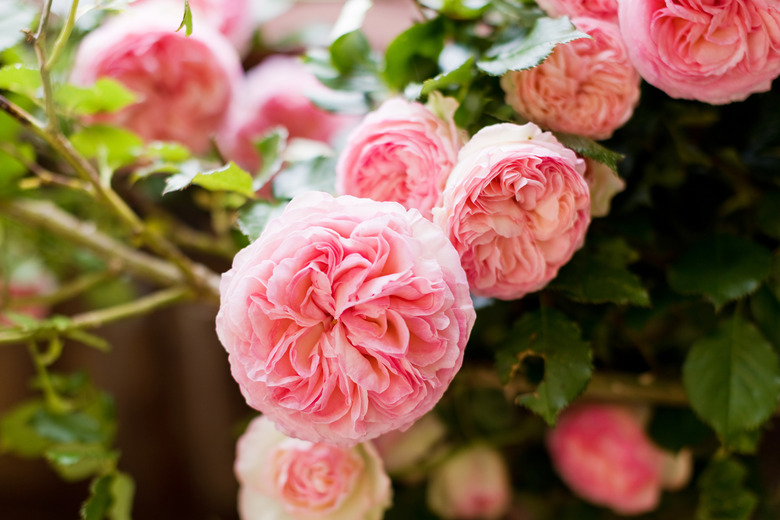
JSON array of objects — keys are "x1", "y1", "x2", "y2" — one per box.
[
  {"x1": 536, "y1": 0, "x2": 618, "y2": 23},
  {"x1": 501, "y1": 16, "x2": 640, "y2": 140},
  {"x1": 336, "y1": 95, "x2": 465, "y2": 220},
  {"x1": 619, "y1": 0, "x2": 780, "y2": 104},
  {"x1": 427, "y1": 444, "x2": 512, "y2": 520},
  {"x1": 235, "y1": 416, "x2": 391, "y2": 520},
  {"x1": 547, "y1": 403, "x2": 693, "y2": 515},
  {"x1": 219, "y1": 56, "x2": 357, "y2": 173},
  {"x1": 70, "y1": 4, "x2": 242, "y2": 154},
  {"x1": 216, "y1": 192, "x2": 475, "y2": 445},
  {"x1": 433, "y1": 123, "x2": 590, "y2": 300}
]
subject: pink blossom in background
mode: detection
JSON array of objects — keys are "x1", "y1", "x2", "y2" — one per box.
[
  {"x1": 536, "y1": 0, "x2": 618, "y2": 23},
  {"x1": 619, "y1": 0, "x2": 780, "y2": 104},
  {"x1": 432, "y1": 123, "x2": 590, "y2": 301},
  {"x1": 218, "y1": 55, "x2": 357, "y2": 173},
  {"x1": 0, "y1": 260, "x2": 57, "y2": 325},
  {"x1": 427, "y1": 444, "x2": 512, "y2": 520},
  {"x1": 373, "y1": 412, "x2": 448, "y2": 477},
  {"x1": 216, "y1": 192, "x2": 475, "y2": 446},
  {"x1": 336, "y1": 95, "x2": 465, "y2": 220},
  {"x1": 546, "y1": 403, "x2": 692, "y2": 516},
  {"x1": 501, "y1": 16, "x2": 641, "y2": 140},
  {"x1": 234, "y1": 416, "x2": 391, "y2": 520},
  {"x1": 70, "y1": 4, "x2": 242, "y2": 154},
  {"x1": 582, "y1": 157, "x2": 625, "y2": 217}
]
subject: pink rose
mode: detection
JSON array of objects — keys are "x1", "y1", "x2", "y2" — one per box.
[
  {"x1": 501, "y1": 17, "x2": 641, "y2": 140},
  {"x1": 0, "y1": 260, "x2": 57, "y2": 324},
  {"x1": 536, "y1": 0, "x2": 618, "y2": 23},
  {"x1": 216, "y1": 192, "x2": 476, "y2": 445},
  {"x1": 427, "y1": 444, "x2": 512, "y2": 520},
  {"x1": 432, "y1": 123, "x2": 590, "y2": 300},
  {"x1": 583, "y1": 158, "x2": 625, "y2": 217},
  {"x1": 70, "y1": 4, "x2": 242, "y2": 154},
  {"x1": 218, "y1": 56, "x2": 357, "y2": 173},
  {"x1": 546, "y1": 403, "x2": 691, "y2": 516},
  {"x1": 336, "y1": 95, "x2": 465, "y2": 220},
  {"x1": 235, "y1": 416, "x2": 392, "y2": 520},
  {"x1": 619, "y1": 0, "x2": 780, "y2": 104}
]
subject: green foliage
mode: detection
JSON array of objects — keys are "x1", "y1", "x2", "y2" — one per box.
[
  {"x1": 0, "y1": 64, "x2": 41, "y2": 99},
  {"x1": 272, "y1": 154, "x2": 338, "y2": 199},
  {"x1": 164, "y1": 161, "x2": 256, "y2": 198},
  {"x1": 71, "y1": 124, "x2": 144, "y2": 171},
  {"x1": 236, "y1": 200, "x2": 288, "y2": 242},
  {"x1": 56, "y1": 79, "x2": 136, "y2": 116},
  {"x1": 176, "y1": 0, "x2": 193, "y2": 36},
  {"x1": 696, "y1": 458, "x2": 758, "y2": 520},
  {"x1": 554, "y1": 132, "x2": 625, "y2": 173},
  {"x1": 81, "y1": 472, "x2": 134, "y2": 520},
  {"x1": 253, "y1": 127, "x2": 288, "y2": 189},
  {"x1": 384, "y1": 18, "x2": 446, "y2": 91}
]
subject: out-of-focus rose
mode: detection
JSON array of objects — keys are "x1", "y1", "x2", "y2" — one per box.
[
  {"x1": 659, "y1": 449, "x2": 693, "y2": 491},
  {"x1": 216, "y1": 192, "x2": 476, "y2": 446},
  {"x1": 218, "y1": 55, "x2": 356, "y2": 173},
  {"x1": 0, "y1": 260, "x2": 57, "y2": 324},
  {"x1": 432, "y1": 123, "x2": 590, "y2": 300},
  {"x1": 501, "y1": 17, "x2": 640, "y2": 140},
  {"x1": 583, "y1": 158, "x2": 625, "y2": 217},
  {"x1": 70, "y1": 4, "x2": 242, "y2": 154},
  {"x1": 235, "y1": 416, "x2": 392, "y2": 520},
  {"x1": 536, "y1": 0, "x2": 618, "y2": 23},
  {"x1": 373, "y1": 412, "x2": 448, "y2": 477},
  {"x1": 546, "y1": 403, "x2": 691, "y2": 516},
  {"x1": 336, "y1": 95, "x2": 465, "y2": 220},
  {"x1": 427, "y1": 444, "x2": 512, "y2": 520},
  {"x1": 132, "y1": 0, "x2": 254, "y2": 52},
  {"x1": 618, "y1": 0, "x2": 780, "y2": 104}
]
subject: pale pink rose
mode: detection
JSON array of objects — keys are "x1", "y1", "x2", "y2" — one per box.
[
  {"x1": 536, "y1": 0, "x2": 618, "y2": 23},
  {"x1": 583, "y1": 157, "x2": 625, "y2": 217},
  {"x1": 336, "y1": 95, "x2": 465, "y2": 220},
  {"x1": 235, "y1": 416, "x2": 392, "y2": 520},
  {"x1": 432, "y1": 123, "x2": 590, "y2": 300},
  {"x1": 427, "y1": 444, "x2": 512, "y2": 520},
  {"x1": 619, "y1": 0, "x2": 780, "y2": 104},
  {"x1": 132, "y1": 0, "x2": 254, "y2": 52},
  {"x1": 547, "y1": 403, "x2": 677, "y2": 516},
  {"x1": 216, "y1": 192, "x2": 476, "y2": 446},
  {"x1": 373, "y1": 412, "x2": 448, "y2": 477},
  {"x1": 218, "y1": 55, "x2": 357, "y2": 173},
  {"x1": 70, "y1": 4, "x2": 242, "y2": 154},
  {"x1": 501, "y1": 17, "x2": 641, "y2": 140}
]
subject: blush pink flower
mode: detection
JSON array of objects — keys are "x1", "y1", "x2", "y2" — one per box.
[
  {"x1": 583, "y1": 158, "x2": 625, "y2": 217},
  {"x1": 235, "y1": 416, "x2": 392, "y2": 520},
  {"x1": 501, "y1": 16, "x2": 641, "y2": 140},
  {"x1": 427, "y1": 444, "x2": 512, "y2": 520},
  {"x1": 547, "y1": 403, "x2": 692, "y2": 516},
  {"x1": 536, "y1": 0, "x2": 618, "y2": 23},
  {"x1": 432, "y1": 123, "x2": 590, "y2": 301},
  {"x1": 216, "y1": 192, "x2": 476, "y2": 446},
  {"x1": 336, "y1": 95, "x2": 465, "y2": 220},
  {"x1": 70, "y1": 4, "x2": 242, "y2": 154},
  {"x1": 619, "y1": 0, "x2": 780, "y2": 104},
  {"x1": 218, "y1": 56, "x2": 357, "y2": 173}
]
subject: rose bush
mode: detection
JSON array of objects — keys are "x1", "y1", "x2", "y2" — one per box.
[
  {"x1": 501, "y1": 16, "x2": 641, "y2": 140},
  {"x1": 618, "y1": 0, "x2": 780, "y2": 104},
  {"x1": 216, "y1": 192, "x2": 475, "y2": 446},
  {"x1": 433, "y1": 122, "x2": 590, "y2": 300},
  {"x1": 234, "y1": 415, "x2": 391, "y2": 520}
]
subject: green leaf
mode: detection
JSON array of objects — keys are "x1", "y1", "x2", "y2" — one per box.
[
  {"x1": 45, "y1": 444, "x2": 119, "y2": 481},
  {"x1": 750, "y1": 286, "x2": 780, "y2": 352},
  {"x1": 272, "y1": 155, "x2": 338, "y2": 200},
  {"x1": 0, "y1": 400, "x2": 52, "y2": 457},
  {"x1": 0, "y1": 64, "x2": 41, "y2": 99},
  {"x1": 549, "y1": 237, "x2": 650, "y2": 306},
  {"x1": 0, "y1": 142, "x2": 34, "y2": 195},
  {"x1": 553, "y1": 132, "x2": 624, "y2": 173},
  {"x1": 421, "y1": 56, "x2": 474, "y2": 96},
  {"x1": 384, "y1": 18, "x2": 445, "y2": 91},
  {"x1": 330, "y1": 30, "x2": 372, "y2": 75},
  {"x1": 81, "y1": 475, "x2": 113, "y2": 520},
  {"x1": 80, "y1": 472, "x2": 134, "y2": 520},
  {"x1": 477, "y1": 16, "x2": 590, "y2": 76},
  {"x1": 30, "y1": 409, "x2": 106, "y2": 444},
  {"x1": 696, "y1": 458, "x2": 758, "y2": 520},
  {"x1": 70, "y1": 124, "x2": 144, "y2": 170},
  {"x1": 756, "y1": 191, "x2": 780, "y2": 240},
  {"x1": 418, "y1": 0, "x2": 490, "y2": 19},
  {"x1": 682, "y1": 316, "x2": 780, "y2": 444},
  {"x1": 108, "y1": 472, "x2": 135, "y2": 520},
  {"x1": 668, "y1": 234, "x2": 773, "y2": 308},
  {"x1": 253, "y1": 127, "x2": 288, "y2": 189},
  {"x1": 0, "y1": 1, "x2": 37, "y2": 52},
  {"x1": 495, "y1": 308, "x2": 592, "y2": 425},
  {"x1": 176, "y1": 0, "x2": 193, "y2": 36},
  {"x1": 164, "y1": 161, "x2": 255, "y2": 197},
  {"x1": 236, "y1": 200, "x2": 288, "y2": 242},
  {"x1": 56, "y1": 79, "x2": 136, "y2": 116}
]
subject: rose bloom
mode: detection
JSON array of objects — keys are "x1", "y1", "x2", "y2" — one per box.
[
  {"x1": 547, "y1": 403, "x2": 693, "y2": 516},
  {"x1": 619, "y1": 0, "x2": 780, "y2": 104},
  {"x1": 336, "y1": 95, "x2": 465, "y2": 220},
  {"x1": 70, "y1": 4, "x2": 242, "y2": 154},
  {"x1": 432, "y1": 123, "x2": 590, "y2": 301},
  {"x1": 218, "y1": 55, "x2": 357, "y2": 173},
  {"x1": 501, "y1": 16, "x2": 641, "y2": 140},
  {"x1": 216, "y1": 192, "x2": 476, "y2": 445},
  {"x1": 427, "y1": 444, "x2": 512, "y2": 520},
  {"x1": 235, "y1": 416, "x2": 391, "y2": 520},
  {"x1": 536, "y1": 0, "x2": 618, "y2": 23},
  {"x1": 583, "y1": 157, "x2": 625, "y2": 217}
]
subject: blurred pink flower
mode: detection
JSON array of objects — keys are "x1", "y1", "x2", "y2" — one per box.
[
  {"x1": 216, "y1": 192, "x2": 475, "y2": 446},
  {"x1": 582, "y1": 158, "x2": 625, "y2": 217},
  {"x1": 619, "y1": 0, "x2": 780, "y2": 104},
  {"x1": 536, "y1": 0, "x2": 618, "y2": 23},
  {"x1": 0, "y1": 260, "x2": 57, "y2": 325},
  {"x1": 373, "y1": 412, "x2": 448, "y2": 477},
  {"x1": 235, "y1": 416, "x2": 391, "y2": 520},
  {"x1": 501, "y1": 16, "x2": 640, "y2": 140},
  {"x1": 433, "y1": 123, "x2": 590, "y2": 300}
]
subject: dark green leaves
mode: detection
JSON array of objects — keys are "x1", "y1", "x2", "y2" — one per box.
[
  {"x1": 696, "y1": 458, "x2": 757, "y2": 520},
  {"x1": 683, "y1": 317, "x2": 780, "y2": 445},
  {"x1": 384, "y1": 18, "x2": 445, "y2": 91},
  {"x1": 496, "y1": 309, "x2": 592, "y2": 425},
  {"x1": 554, "y1": 132, "x2": 624, "y2": 173},
  {"x1": 81, "y1": 472, "x2": 134, "y2": 520}
]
